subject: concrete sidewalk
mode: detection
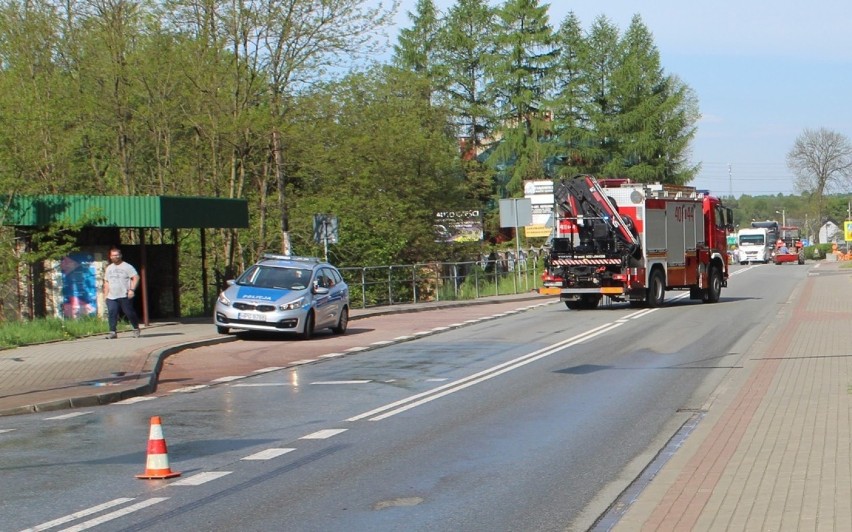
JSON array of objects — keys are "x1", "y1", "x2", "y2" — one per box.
[
  {"x1": 0, "y1": 292, "x2": 547, "y2": 416},
  {"x1": 611, "y1": 260, "x2": 852, "y2": 531}
]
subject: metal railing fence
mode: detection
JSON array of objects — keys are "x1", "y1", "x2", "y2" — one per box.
[{"x1": 339, "y1": 252, "x2": 546, "y2": 310}]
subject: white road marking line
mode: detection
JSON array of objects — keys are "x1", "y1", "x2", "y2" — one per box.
[
  {"x1": 301, "y1": 428, "x2": 347, "y2": 439},
  {"x1": 112, "y1": 396, "x2": 157, "y2": 405},
  {"x1": 211, "y1": 376, "x2": 244, "y2": 383},
  {"x1": 394, "y1": 336, "x2": 414, "y2": 340},
  {"x1": 311, "y1": 380, "x2": 371, "y2": 385},
  {"x1": 242, "y1": 448, "x2": 295, "y2": 460},
  {"x1": 413, "y1": 331, "x2": 431, "y2": 336},
  {"x1": 253, "y1": 367, "x2": 285, "y2": 373},
  {"x1": 21, "y1": 497, "x2": 134, "y2": 531},
  {"x1": 53, "y1": 498, "x2": 168, "y2": 532},
  {"x1": 44, "y1": 412, "x2": 91, "y2": 420},
  {"x1": 170, "y1": 385, "x2": 209, "y2": 393},
  {"x1": 0, "y1": 428, "x2": 17, "y2": 433},
  {"x1": 232, "y1": 383, "x2": 290, "y2": 387},
  {"x1": 319, "y1": 353, "x2": 345, "y2": 358},
  {"x1": 617, "y1": 308, "x2": 659, "y2": 322},
  {"x1": 170, "y1": 471, "x2": 232, "y2": 486},
  {"x1": 348, "y1": 321, "x2": 623, "y2": 422},
  {"x1": 425, "y1": 378, "x2": 449, "y2": 382}
]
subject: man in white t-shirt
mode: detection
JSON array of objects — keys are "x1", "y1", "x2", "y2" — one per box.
[{"x1": 103, "y1": 247, "x2": 141, "y2": 339}]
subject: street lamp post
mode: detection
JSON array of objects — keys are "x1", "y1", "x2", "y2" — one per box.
[{"x1": 776, "y1": 209, "x2": 786, "y2": 227}]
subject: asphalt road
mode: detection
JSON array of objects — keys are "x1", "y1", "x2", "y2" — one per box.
[{"x1": 0, "y1": 263, "x2": 808, "y2": 531}]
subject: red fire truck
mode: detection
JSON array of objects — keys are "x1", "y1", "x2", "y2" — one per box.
[{"x1": 543, "y1": 175, "x2": 734, "y2": 309}]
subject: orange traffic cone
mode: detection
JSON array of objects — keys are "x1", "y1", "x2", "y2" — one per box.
[{"x1": 136, "y1": 416, "x2": 181, "y2": 479}]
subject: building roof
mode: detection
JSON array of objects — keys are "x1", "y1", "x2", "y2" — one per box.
[{"x1": 3, "y1": 195, "x2": 249, "y2": 229}]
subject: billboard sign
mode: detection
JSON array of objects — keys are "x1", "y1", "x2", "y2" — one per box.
[
  {"x1": 524, "y1": 180, "x2": 554, "y2": 238},
  {"x1": 434, "y1": 210, "x2": 483, "y2": 243}
]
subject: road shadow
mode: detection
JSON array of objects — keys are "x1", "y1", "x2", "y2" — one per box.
[{"x1": 232, "y1": 327, "x2": 376, "y2": 342}]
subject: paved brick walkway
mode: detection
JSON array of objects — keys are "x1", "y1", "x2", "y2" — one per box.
[{"x1": 615, "y1": 261, "x2": 852, "y2": 530}]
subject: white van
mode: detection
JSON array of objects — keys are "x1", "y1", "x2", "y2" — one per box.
[{"x1": 736, "y1": 227, "x2": 772, "y2": 264}]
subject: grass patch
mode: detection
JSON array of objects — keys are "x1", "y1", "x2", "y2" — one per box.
[{"x1": 0, "y1": 316, "x2": 132, "y2": 350}]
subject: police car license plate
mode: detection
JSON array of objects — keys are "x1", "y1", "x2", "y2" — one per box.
[{"x1": 238, "y1": 312, "x2": 266, "y2": 321}]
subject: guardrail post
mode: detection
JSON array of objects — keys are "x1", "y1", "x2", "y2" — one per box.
[
  {"x1": 388, "y1": 265, "x2": 394, "y2": 305},
  {"x1": 360, "y1": 268, "x2": 366, "y2": 309},
  {"x1": 452, "y1": 263, "x2": 458, "y2": 299},
  {"x1": 474, "y1": 265, "x2": 479, "y2": 299},
  {"x1": 412, "y1": 264, "x2": 418, "y2": 303}
]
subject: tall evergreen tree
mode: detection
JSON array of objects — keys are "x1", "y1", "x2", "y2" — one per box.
[
  {"x1": 393, "y1": 0, "x2": 440, "y2": 77},
  {"x1": 604, "y1": 14, "x2": 698, "y2": 184},
  {"x1": 574, "y1": 15, "x2": 620, "y2": 176},
  {"x1": 654, "y1": 75, "x2": 700, "y2": 184},
  {"x1": 485, "y1": 0, "x2": 558, "y2": 195},
  {"x1": 433, "y1": 0, "x2": 495, "y2": 151},
  {"x1": 550, "y1": 11, "x2": 591, "y2": 176}
]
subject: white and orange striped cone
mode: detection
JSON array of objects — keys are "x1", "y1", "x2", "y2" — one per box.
[{"x1": 136, "y1": 416, "x2": 181, "y2": 479}]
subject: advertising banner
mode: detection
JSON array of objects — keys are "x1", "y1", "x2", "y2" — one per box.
[
  {"x1": 524, "y1": 180, "x2": 555, "y2": 238},
  {"x1": 434, "y1": 210, "x2": 483, "y2": 243},
  {"x1": 60, "y1": 252, "x2": 98, "y2": 318}
]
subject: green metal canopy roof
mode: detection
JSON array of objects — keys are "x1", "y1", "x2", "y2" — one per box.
[{"x1": 3, "y1": 195, "x2": 249, "y2": 229}]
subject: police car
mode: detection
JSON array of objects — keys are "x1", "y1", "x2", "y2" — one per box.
[{"x1": 214, "y1": 254, "x2": 349, "y2": 339}]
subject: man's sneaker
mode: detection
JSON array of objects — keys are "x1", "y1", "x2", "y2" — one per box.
[
  {"x1": 133, "y1": 329, "x2": 141, "y2": 338},
  {"x1": 106, "y1": 331, "x2": 117, "y2": 339}
]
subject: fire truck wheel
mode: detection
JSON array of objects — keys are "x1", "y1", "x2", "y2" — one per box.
[
  {"x1": 581, "y1": 294, "x2": 602, "y2": 309},
  {"x1": 647, "y1": 269, "x2": 665, "y2": 308},
  {"x1": 704, "y1": 266, "x2": 722, "y2": 303}
]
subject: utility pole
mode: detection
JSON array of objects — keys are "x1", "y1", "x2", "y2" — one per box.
[{"x1": 728, "y1": 163, "x2": 732, "y2": 198}]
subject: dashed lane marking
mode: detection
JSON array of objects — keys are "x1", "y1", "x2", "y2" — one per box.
[
  {"x1": 170, "y1": 385, "x2": 209, "y2": 393},
  {"x1": 232, "y1": 383, "x2": 290, "y2": 387},
  {"x1": 311, "y1": 380, "x2": 371, "y2": 385},
  {"x1": 301, "y1": 428, "x2": 347, "y2": 439},
  {"x1": 170, "y1": 472, "x2": 232, "y2": 486},
  {"x1": 113, "y1": 396, "x2": 157, "y2": 405},
  {"x1": 211, "y1": 376, "x2": 244, "y2": 383},
  {"x1": 44, "y1": 412, "x2": 91, "y2": 420},
  {"x1": 241, "y1": 448, "x2": 295, "y2": 460},
  {"x1": 21, "y1": 497, "x2": 135, "y2": 531}
]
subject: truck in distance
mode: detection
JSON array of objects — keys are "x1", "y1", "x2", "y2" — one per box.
[{"x1": 543, "y1": 175, "x2": 733, "y2": 309}]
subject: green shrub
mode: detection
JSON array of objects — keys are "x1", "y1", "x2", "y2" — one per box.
[{"x1": 0, "y1": 316, "x2": 124, "y2": 350}]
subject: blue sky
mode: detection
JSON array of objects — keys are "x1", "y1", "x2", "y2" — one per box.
[{"x1": 389, "y1": 0, "x2": 852, "y2": 197}]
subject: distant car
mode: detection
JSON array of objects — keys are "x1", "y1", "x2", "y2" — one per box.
[{"x1": 214, "y1": 254, "x2": 349, "y2": 339}]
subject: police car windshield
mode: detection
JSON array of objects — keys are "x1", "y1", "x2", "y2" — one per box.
[{"x1": 237, "y1": 266, "x2": 312, "y2": 290}]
